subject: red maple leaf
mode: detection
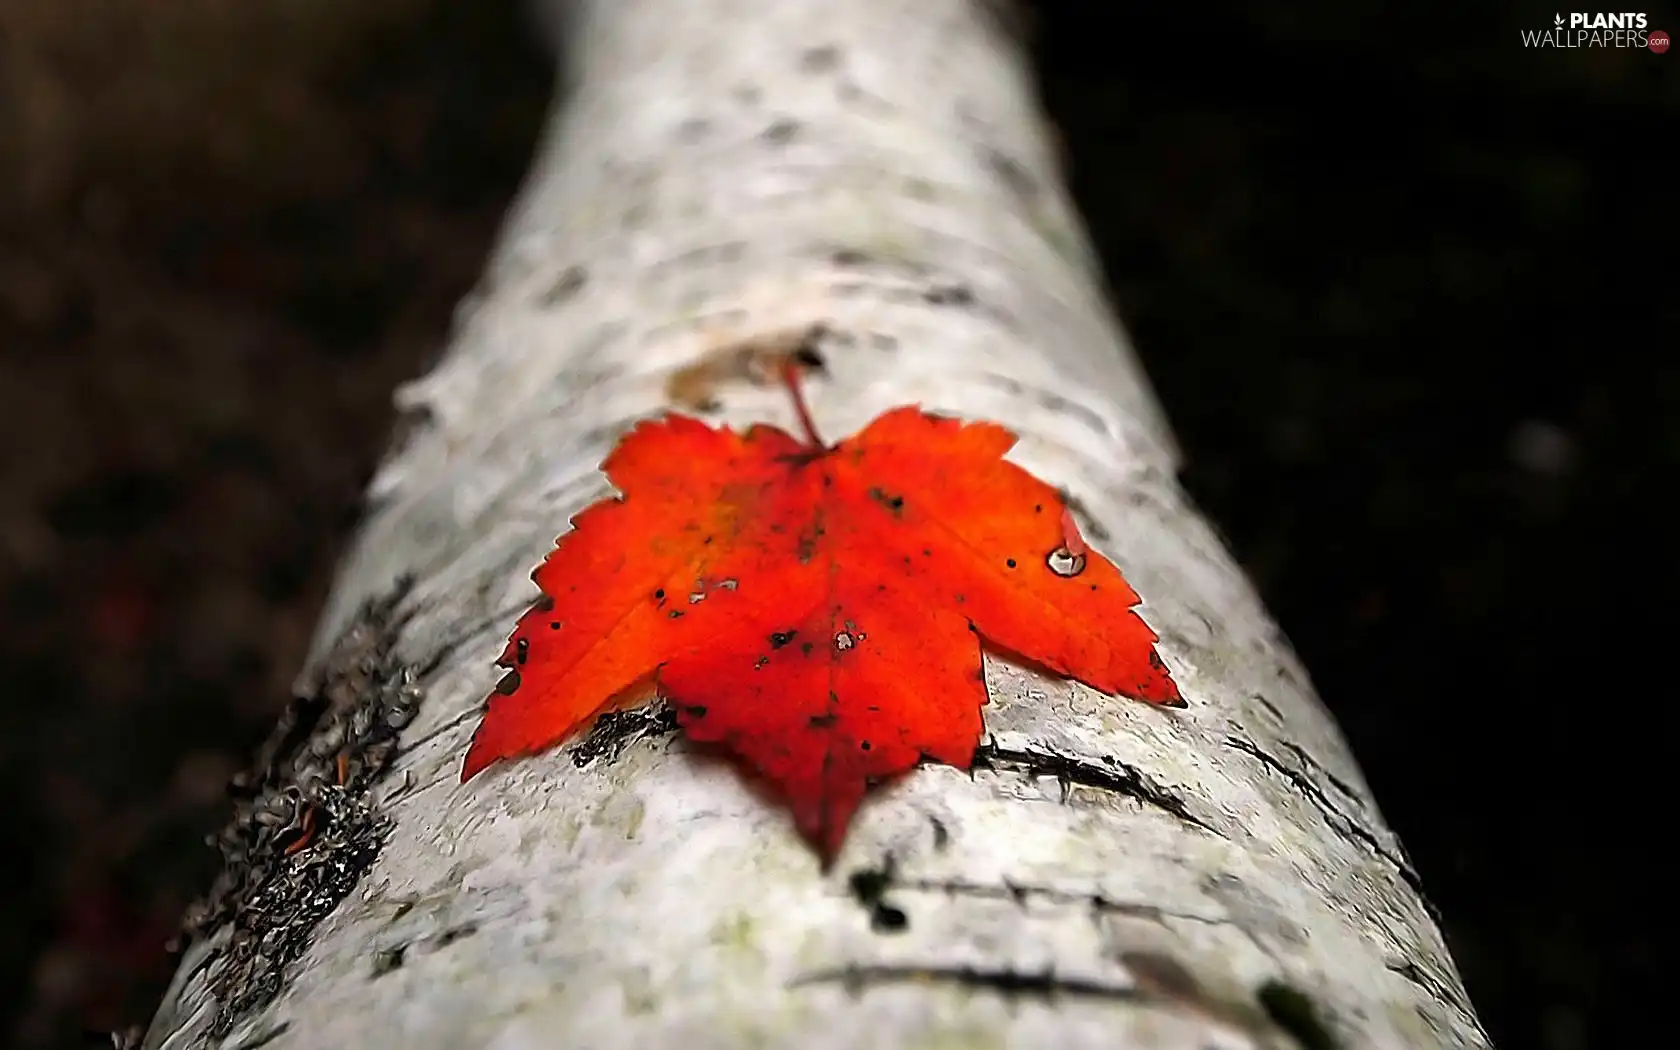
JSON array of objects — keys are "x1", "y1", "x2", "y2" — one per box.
[{"x1": 462, "y1": 368, "x2": 1181, "y2": 861}]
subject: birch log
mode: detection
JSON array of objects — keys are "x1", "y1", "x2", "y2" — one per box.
[{"x1": 144, "y1": 1, "x2": 1490, "y2": 1048}]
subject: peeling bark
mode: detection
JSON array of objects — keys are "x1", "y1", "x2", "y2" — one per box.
[{"x1": 144, "y1": 0, "x2": 1489, "y2": 1047}]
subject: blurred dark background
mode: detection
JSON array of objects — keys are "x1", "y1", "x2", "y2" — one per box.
[{"x1": 0, "y1": 1, "x2": 1668, "y2": 1047}]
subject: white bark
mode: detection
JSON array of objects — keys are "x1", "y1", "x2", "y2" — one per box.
[{"x1": 145, "y1": 1, "x2": 1488, "y2": 1048}]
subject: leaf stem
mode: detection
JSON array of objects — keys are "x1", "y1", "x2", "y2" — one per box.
[{"x1": 780, "y1": 355, "x2": 825, "y2": 449}]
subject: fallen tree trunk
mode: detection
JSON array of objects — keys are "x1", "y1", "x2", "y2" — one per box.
[{"x1": 144, "y1": 1, "x2": 1489, "y2": 1047}]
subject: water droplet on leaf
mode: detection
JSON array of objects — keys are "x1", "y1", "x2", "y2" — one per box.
[
  {"x1": 835, "y1": 631, "x2": 855, "y2": 651},
  {"x1": 1047, "y1": 547, "x2": 1086, "y2": 577}
]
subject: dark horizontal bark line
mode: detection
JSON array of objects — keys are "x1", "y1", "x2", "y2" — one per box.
[
  {"x1": 1221, "y1": 736, "x2": 1427, "y2": 901},
  {"x1": 974, "y1": 372, "x2": 1114, "y2": 442},
  {"x1": 793, "y1": 961, "x2": 1335, "y2": 1049},
  {"x1": 850, "y1": 856, "x2": 1285, "y2": 969},
  {"x1": 832, "y1": 858, "x2": 1345, "y2": 1042},
  {"x1": 968, "y1": 740, "x2": 1222, "y2": 834},
  {"x1": 891, "y1": 875, "x2": 1233, "y2": 927},
  {"x1": 793, "y1": 962, "x2": 1143, "y2": 1002},
  {"x1": 1275, "y1": 737, "x2": 1366, "y2": 808}
]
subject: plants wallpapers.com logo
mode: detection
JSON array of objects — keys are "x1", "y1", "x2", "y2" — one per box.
[{"x1": 1521, "y1": 12, "x2": 1670, "y2": 50}]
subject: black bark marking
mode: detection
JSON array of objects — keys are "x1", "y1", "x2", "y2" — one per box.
[
  {"x1": 796, "y1": 963, "x2": 1141, "y2": 1002},
  {"x1": 539, "y1": 265, "x2": 588, "y2": 306},
  {"x1": 847, "y1": 857, "x2": 909, "y2": 934},
  {"x1": 790, "y1": 337, "x2": 828, "y2": 372},
  {"x1": 571, "y1": 704, "x2": 679, "y2": 768},
  {"x1": 369, "y1": 945, "x2": 406, "y2": 979},
  {"x1": 890, "y1": 875, "x2": 1233, "y2": 928},
  {"x1": 181, "y1": 577, "x2": 419, "y2": 1036},
  {"x1": 969, "y1": 742, "x2": 1219, "y2": 834},
  {"x1": 1118, "y1": 950, "x2": 1208, "y2": 1002},
  {"x1": 761, "y1": 118, "x2": 800, "y2": 145},
  {"x1": 922, "y1": 282, "x2": 976, "y2": 307},
  {"x1": 416, "y1": 597, "x2": 530, "y2": 682},
  {"x1": 979, "y1": 374, "x2": 1110, "y2": 441},
  {"x1": 1059, "y1": 490, "x2": 1113, "y2": 542},
  {"x1": 980, "y1": 144, "x2": 1040, "y2": 204},
  {"x1": 390, "y1": 705, "x2": 480, "y2": 759},
  {"x1": 799, "y1": 44, "x2": 843, "y2": 72},
  {"x1": 433, "y1": 922, "x2": 478, "y2": 948},
  {"x1": 1257, "y1": 981, "x2": 1341, "y2": 1050},
  {"x1": 1223, "y1": 736, "x2": 1428, "y2": 906},
  {"x1": 1114, "y1": 953, "x2": 1333, "y2": 1044},
  {"x1": 1280, "y1": 738, "x2": 1366, "y2": 806}
]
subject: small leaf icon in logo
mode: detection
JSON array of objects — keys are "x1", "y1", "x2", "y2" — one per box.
[{"x1": 1554, "y1": 13, "x2": 1565, "y2": 27}]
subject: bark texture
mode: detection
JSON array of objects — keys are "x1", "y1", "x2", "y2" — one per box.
[{"x1": 145, "y1": 0, "x2": 1488, "y2": 1047}]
